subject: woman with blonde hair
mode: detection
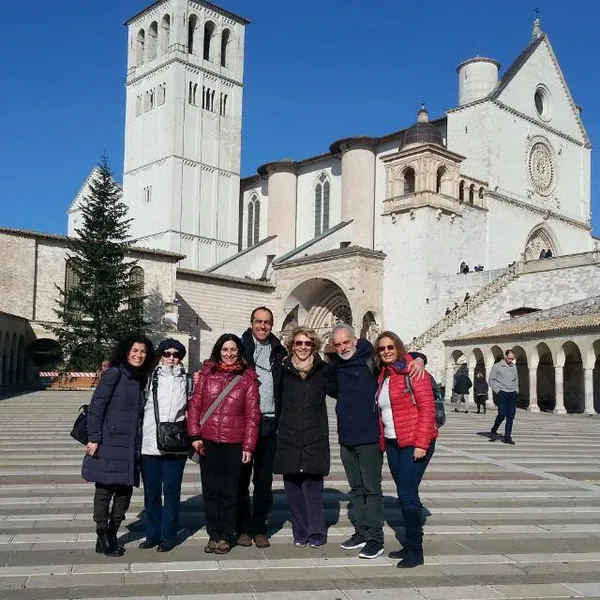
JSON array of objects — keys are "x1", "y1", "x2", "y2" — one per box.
[
  {"x1": 374, "y1": 330, "x2": 437, "y2": 568},
  {"x1": 274, "y1": 326, "x2": 330, "y2": 547}
]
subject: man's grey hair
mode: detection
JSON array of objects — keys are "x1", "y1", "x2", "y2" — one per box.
[{"x1": 331, "y1": 322, "x2": 356, "y2": 339}]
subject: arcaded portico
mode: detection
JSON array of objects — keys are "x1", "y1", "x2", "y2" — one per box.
[{"x1": 444, "y1": 299, "x2": 600, "y2": 415}]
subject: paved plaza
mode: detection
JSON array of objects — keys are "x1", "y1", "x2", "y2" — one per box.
[{"x1": 1, "y1": 391, "x2": 600, "y2": 600}]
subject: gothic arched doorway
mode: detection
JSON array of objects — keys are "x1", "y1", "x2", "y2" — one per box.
[{"x1": 281, "y1": 278, "x2": 352, "y2": 348}]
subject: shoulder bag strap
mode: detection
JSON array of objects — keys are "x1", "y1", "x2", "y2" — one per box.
[
  {"x1": 199, "y1": 374, "x2": 243, "y2": 427},
  {"x1": 404, "y1": 374, "x2": 417, "y2": 406},
  {"x1": 152, "y1": 370, "x2": 161, "y2": 427}
]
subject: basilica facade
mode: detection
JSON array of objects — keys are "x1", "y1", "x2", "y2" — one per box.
[{"x1": 2, "y1": 0, "x2": 597, "y2": 411}]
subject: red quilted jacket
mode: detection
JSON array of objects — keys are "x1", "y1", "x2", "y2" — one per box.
[
  {"x1": 187, "y1": 361, "x2": 261, "y2": 452},
  {"x1": 376, "y1": 354, "x2": 438, "y2": 451}
]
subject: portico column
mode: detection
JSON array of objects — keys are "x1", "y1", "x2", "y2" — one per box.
[
  {"x1": 0, "y1": 353, "x2": 4, "y2": 386},
  {"x1": 467, "y1": 365, "x2": 475, "y2": 411},
  {"x1": 528, "y1": 367, "x2": 539, "y2": 412},
  {"x1": 445, "y1": 365, "x2": 454, "y2": 402},
  {"x1": 554, "y1": 366, "x2": 567, "y2": 415},
  {"x1": 584, "y1": 368, "x2": 596, "y2": 415}
]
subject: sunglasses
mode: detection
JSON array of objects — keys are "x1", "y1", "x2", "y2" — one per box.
[
  {"x1": 293, "y1": 340, "x2": 313, "y2": 348},
  {"x1": 162, "y1": 351, "x2": 182, "y2": 359},
  {"x1": 378, "y1": 344, "x2": 396, "y2": 352}
]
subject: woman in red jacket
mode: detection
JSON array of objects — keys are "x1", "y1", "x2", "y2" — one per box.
[
  {"x1": 187, "y1": 334, "x2": 261, "y2": 555},
  {"x1": 374, "y1": 331, "x2": 437, "y2": 568}
]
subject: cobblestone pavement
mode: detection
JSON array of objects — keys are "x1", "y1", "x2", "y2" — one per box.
[{"x1": 1, "y1": 391, "x2": 600, "y2": 600}]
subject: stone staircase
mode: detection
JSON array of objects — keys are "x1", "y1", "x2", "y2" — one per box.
[{"x1": 409, "y1": 262, "x2": 521, "y2": 351}]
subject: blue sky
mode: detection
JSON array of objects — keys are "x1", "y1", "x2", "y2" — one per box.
[{"x1": 1, "y1": 0, "x2": 598, "y2": 235}]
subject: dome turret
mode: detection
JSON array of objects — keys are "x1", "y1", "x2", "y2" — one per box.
[{"x1": 401, "y1": 104, "x2": 444, "y2": 149}]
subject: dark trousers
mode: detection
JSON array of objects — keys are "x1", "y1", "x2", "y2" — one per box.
[
  {"x1": 385, "y1": 439, "x2": 435, "y2": 554},
  {"x1": 283, "y1": 473, "x2": 326, "y2": 545},
  {"x1": 340, "y1": 443, "x2": 383, "y2": 544},
  {"x1": 93, "y1": 483, "x2": 133, "y2": 533},
  {"x1": 199, "y1": 440, "x2": 242, "y2": 544},
  {"x1": 491, "y1": 390, "x2": 518, "y2": 439},
  {"x1": 141, "y1": 454, "x2": 187, "y2": 543},
  {"x1": 237, "y1": 426, "x2": 276, "y2": 536},
  {"x1": 475, "y1": 395, "x2": 487, "y2": 413}
]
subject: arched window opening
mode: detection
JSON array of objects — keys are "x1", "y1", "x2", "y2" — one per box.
[
  {"x1": 403, "y1": 167, "x2": 415, "y2": 195},
  {"x1": 436, "y1": 166, "x2": 447, "y2": 194},
  {"x1": 478, "y1": 186, "x2": 484, "y2": 200},
  {"x1": 458, "y1": 180, "x2": 465, "y2": 202},
  {"x1": 147, "y1": 22, "x2": 158, "y2": 60},
  {"x1": 158, "y1": 83, "x2": 166, "y2": 105},
  {"x1": 129, "y1": 266, "x2": 145, "y2": 305},
  {"x1": 136, "y1": 29, "x2": 146, "y2": 66},
  {"x1": 160, "y1": 14, "x2": 170, "y2": 54},
  {"x1": 219, "y1": 93, "x2": 228, "y2": 116},
  {"x1": 203, "y1": 21, "x2": 216, "y2": 61},
  {"x1": 189, "y1": 82, "x2": 198, "y2": 105},
  {"x1": 221, "y1": 28, "x2": 231, "y2": 67},
  {"x1": 247, "y1": 195, "x2": 260, "y2": 247},
  {"x1": 468, "y1": 184, "x2": 475, "y2": 204},
  {"x1": 314, "y1": 173, "x2": 330, "y2": 236},
  {"x1": 188, "y1": 14, "x2": 198, "y2": 54}
]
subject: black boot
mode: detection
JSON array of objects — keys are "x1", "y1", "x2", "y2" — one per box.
[
  {"x1": 397, "y1": 506, "x2": 424, "y2": 568},
  {"x1": 388, "y1": 547, "x2": 406, "y2": 559},
  {"x1": 108, "y1": 520, "x2": 125, "y2": 554},
  {"x1": 95, "y1": 530, "x2": 124, "y2": 557}
]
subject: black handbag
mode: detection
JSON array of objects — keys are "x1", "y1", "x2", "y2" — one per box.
[
  {"x1": 152, "y1": 373, "x2": 190, "y2": 454},
  {"x1": 70, "y1": 405, "x2": 89, "y2": 445}
]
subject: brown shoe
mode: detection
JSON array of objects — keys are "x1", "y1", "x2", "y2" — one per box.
[
  {"x1": 254, "y1": 534, "x2": 270, "y2": 548},
  {"x1": 204, "y1": 540, "x2": 217, "y2": 553},
  {"x1": 237, "y1": 533, "x2": 252, "y2": 547},
  {"x1": 214, "y1": 540, "x2": 231, "y2": 554}
]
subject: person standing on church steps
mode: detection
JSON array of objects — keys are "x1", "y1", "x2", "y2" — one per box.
[
  {"x1": 327, "y1": 323, "x2": 426, "y2": 560},
  {"x1": 488, "y1": 349, "x2": 519, "y2": 445},
  {"x1": 237, "y1": 306, "x2": 287, "y2": 549}
]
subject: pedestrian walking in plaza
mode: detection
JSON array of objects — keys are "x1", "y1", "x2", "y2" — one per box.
[
  {"x1": 139, "y1": 338, "x2": 191, "y2": 553},
  {"x1": 328, "y1": 323, "x2": 425, "y2": 559},
  {"x1": 453, "y1": 367, "x2": 472, "y2": 413},
  {"x1": 474, "y1": 371, "x2": 489, "y2": 414},
  {"x1": 236, "y1": 306, "x2": 287, "y2": 549},
  {"x1": 374, "y1": 331, "x2": 437, "y2": 569},
  {"x1": 187, "y1": 334, "x2": 260, "y2": 555},
  {"x1": 274, "y1": 327, "x2": 330, "y2": 548},
  {"x1": 82, "y1": 334, "x2": 155, "y2": 557},
  {"x1": 488, "y1": 349, "x2": 519, "y2": 444}
]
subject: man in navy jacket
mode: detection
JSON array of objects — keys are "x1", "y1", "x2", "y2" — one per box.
[{"x1": 328, "y1": 323, "x2": 425, "y2": 559}]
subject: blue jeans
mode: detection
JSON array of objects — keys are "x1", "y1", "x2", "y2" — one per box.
[
  {"x1": 141, "y1": 454, "x2": 187, "y2": 543},
  {"x1": 492, "y1": 391, "x2": 518, "y2": 439},
  {"x1": 385, "y1": 439, "x2": 435, "y2": 554}
]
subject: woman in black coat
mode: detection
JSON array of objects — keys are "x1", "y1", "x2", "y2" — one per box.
[
  {"x1": 274, "y1": 326, "x2": 330, "y2": 548},
  {"x1": 82, "y1": 334, "x2": 155, "y2": 557}
]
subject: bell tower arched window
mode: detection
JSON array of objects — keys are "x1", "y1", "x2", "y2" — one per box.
[
  {"x1": 188, "y1": 15, "x2": 198, "y2": 54},
  {"x1": 160, "y1": 14, "x2": 170, "y2": 54},
  {"x1": 314, "y1": 173, "x2": 331, "y2": 236},
  {"x1": 136, "y1": 29, "x2": 145, "y2": 66},
  {"x1": 147, "y1": 22, "x2": 158, "y2": 60},
  {"x1": 204, "y1": 21, "x2": 215, "y2": 61},
  {"x1": 221, "y1": 28, "x2": 231, "y2": 67},
  {"x1": 468, "y1": 184, "x2": 475, "y2": 204},
  {"x1": 459, "y1": 180, "x2": 465, "y2": 202}
]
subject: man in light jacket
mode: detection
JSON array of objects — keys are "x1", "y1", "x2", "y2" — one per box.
[{"x1": 488, "y1": 349, "x2": 519, "y2": 445}]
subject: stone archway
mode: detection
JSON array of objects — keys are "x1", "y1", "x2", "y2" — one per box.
[
  {"x1": 513, "y1": 345, "x2": 530, "y2": 409},
  {"x1": 536, "y1": 342, "x2": 555, "y2": 412},
  {"x1": 593, "y1": 340, "x2": 600, "y2": 414},
  {"x1": 282, "y1": 278, "x2": 352, "y2": 347},
  {"x1": 524, "y1": 224, "x2": 560, "y2": 261},
  {"x1": 360, "y1": 311, "x2": 380, "y2": 342},
  {"x1": 562, "y1": 341, "x2": 584, "y2": 413}
]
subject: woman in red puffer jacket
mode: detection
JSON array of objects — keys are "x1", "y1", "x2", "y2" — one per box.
[
  {"x1": 374, "y1": 330, "x2": 437, "y2": 569},
  {"x1": 187, "y1": 333, "x2": 260, "y2": 555}
]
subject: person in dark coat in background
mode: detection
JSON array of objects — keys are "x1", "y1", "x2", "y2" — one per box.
[
  {"x1": 274, "y1": 326, "x2": 330, "y2": 548},
  {"x1": 453, "y1": 367, "x2": 472, "y2": 414},
  {"x1": 83, "y1": 333, "x2": 155, "y2": 557},
  {"x1": 474, "y1": 372, "x2": 489, "y2": 414}
]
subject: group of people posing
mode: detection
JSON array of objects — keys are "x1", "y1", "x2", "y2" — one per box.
[{"x1": 82, "y1": 307, "x2": 439, "y2": 569}]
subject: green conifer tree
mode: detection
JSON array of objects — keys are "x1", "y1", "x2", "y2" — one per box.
[{"x1": 51, "y1": 156, "x2": 144, "y2": 370}]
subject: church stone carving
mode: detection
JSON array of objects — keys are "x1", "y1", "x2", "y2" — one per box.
[{"x1": 528, "y1": 139, "x2": 556, "y2": 197}]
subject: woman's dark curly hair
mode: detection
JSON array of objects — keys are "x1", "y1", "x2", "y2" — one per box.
[
  {"x1": 209, "y1": 333, "x2": 249, "y2": 369},
  {"x1": 109, "y1": 333, "x2": 156, "y2": 373}
]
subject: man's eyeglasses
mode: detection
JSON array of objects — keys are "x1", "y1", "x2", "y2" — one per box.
[
  {"x1": 293, "y1": 340, "x2": 313, "y2": 348},
  {"x1": 378, "y1": 344, "x2": 395, "y2": 352},
  {"x1": 162, "y1": 351, "x2": 182, "y2": 359}
]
